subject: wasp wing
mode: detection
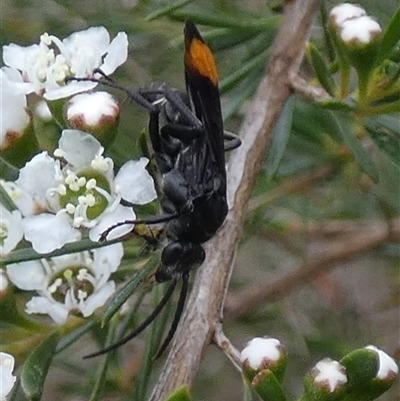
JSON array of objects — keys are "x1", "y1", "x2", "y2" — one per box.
[{"x1": 183, "y1": 20, "x2": 226, "y2": 178}]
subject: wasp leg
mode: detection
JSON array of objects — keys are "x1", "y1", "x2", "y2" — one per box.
[
  {"x1": 161, "y1": 124, "x2": 204, "y2": 142},
  {"x1": 66, "y1": 75, "x2": 158, "y2": 111},
  {"x1": 223, "y1": 131, "x2": 241, "y2": 151},
  {"x1": 154, "y1": 272, "x2": 189, "y2": 359},
  {"x1": 139, "y1": 86, "x2": 202, "y2": 129},
  {"x1": 163, "y1": 86, "x2": 202, "y2": 129},
  {"x1": 83, "y1": 279, "x2": 178, "y2": 359}
]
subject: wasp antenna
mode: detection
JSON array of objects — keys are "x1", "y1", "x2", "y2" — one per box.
[
  {"x1": 184, "y1": 20, "x2": 218, "y2": 86},
  {"x1": 83, "y1": 279, "x2": 178, "y2": 359},
  {"x1": 99, "y1": 213, "x2": 179, "y2": 241},
  {"x1": 99, "y1": 220, "x2": 135, "y2": 242},
  {"x1": 154, "y1": 273, "x2": 189, "y2": 359}
]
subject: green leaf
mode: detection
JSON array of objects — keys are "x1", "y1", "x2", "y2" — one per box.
[
  {"x1": 307, "y1": 43, "x2": 336, "y2": 96},
  {"x1": 9, "y1": 378, "x2": 30, "y2": 401},
  {"x1": 340, "y1": 348, "x2": 379, "y2": 392},
  {"x1": 204, "y1": 28, "x2": 268, "y2": 52},
  {"x1": 357, "y1": 98, "x2": 400, "y2": 116},
  {"x1": 101, "y1": 252, "x2": 160, "y2": 326},
  {"x1": 164, "y1": 386, "x2": 193, "y2": 401},
  {"x1": 365, "y1": 122, "x2": 400, "y2": 168},
  {"x1": 1, "y1": 237, "x2": 123, "y2": 266},
  {"x1": 131, "y1": 284, "x2": 172, "y2": 401},
  {"x1": 222, "y1": 74, "x2": 259, "y2": 120},
  {"x1": 55, "y1": 322, "x2": 95, "y2": 353},
  {"x1": 146, "y1": 0, "x2": 193, "y2": 21},
  {"x1": 342, "y1": 379, "x2": 396, "y2": 401},
  {"x1": 267, "y1": 95, "x2": 295, "y2": 180},
  {"x1": 220, "y1": 50, "x2": 268, "y2": 93},
  {"x1": 251, "y1": 369, "x2": 288, "y2": 401},
  {"x1": 88, "y1": 322, "x2": 118, "y2": 401},
  {"x1": 169, "y1": 11, "x2": 278, "y2": 31},
  {"x1": 330, "y1": 113, "x2": 379, "y2": 182},
  {"x1": 373, "y1": 115, "x2": 400, "y2": 133},
  {"x1": 0, "y1": 156, "x2": 19, "y2": 181},
  {"x1": 21, "y1": 331, "x2": 60, "y2": 401},
  {"x1": 0, "y1": 182, "x2": 18, "y2": 211},
  {"x1": 377, "y1": 5, "x2": 400, "y2": 62},
  {"x1": 318, "y1": 98, "x2": 356, "y2": 111}
]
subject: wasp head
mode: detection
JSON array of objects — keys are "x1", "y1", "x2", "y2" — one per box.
[{"x1": 156, "y1": 241, "x2": 205, "y2": 282}]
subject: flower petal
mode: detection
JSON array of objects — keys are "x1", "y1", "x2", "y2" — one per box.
[
  {"x1": 44, "y1": 80, "x2": 97, "y2": 101},
  {"x1": 22, "y1": 211, "x2": 81, "y2": 253},
  {"x1": 0, "y1": 206, "x2": 23, "y2": 256},
  {"x1": 93, "y1": 243, "x2": 124, "y2": 277},
  {"x1": 16, "y1": 152, "x2": 59, "y2": 204},
  {"x1": 25, "y1": 296, "x2": 69, "y2": 324},
  {"x1": 0, "y1": 352, "x2": 16, "y2": 400},
  {"x1": 7, "y1": 260, "x2": 47, "y2": 291},
  {"x1": 58, "y1": 129, "x2": 102, "y2": 170},
  {"x1": 115, "y1": 158, "x2": 157, "y2": 205},
  {"x1": 100, "y1": 32, "x2": 129, "y2": 76},
  {"x1": 89, "y1": 204, "x2": 135, "y2": 241},
  {"x1": 79, "y1": 280, "x2": 115, "y2": 317}
]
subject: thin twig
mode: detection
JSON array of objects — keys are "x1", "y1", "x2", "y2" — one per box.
[
  {"x1": 247, "y1": 164, "x2": 336, "y2": 213},
  {"x1": 148, "y1": 1, "x2": 322, "y2": 399},
  {"x1": 290, "y1": 73, "x2": 330, "y2": 101},
  {"x1": 225, "y1": 218, "x2": 399, "y2": 322},
  {"x1": 213, "y1": 323, "x2": 242, "y2": 372}
]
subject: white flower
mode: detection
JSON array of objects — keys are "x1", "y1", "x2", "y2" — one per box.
[
  {"x1": 339, "y1": 15, "x2": 382, "y2": 45},
  {"x1": 11, "y1": 129, "x2": 156, "y2": 252},
  {"x1": 2, "y1": 27, "x2": 128, "y2": 100},
  {"x1": 329, "y1": 3, "x2": 367, "y2": 27},
  {"x1": 0, "y1": 67, "x2": 31, "y2": 148},
  {"x1": 6, "y1": 244, "x2": 123, "y2": 324},
  {"x1": 329, "y1": 4, "x2": 382, "y2": 46},
  {"x1": 366, "y1": 345, "x2": 399, "y2": 380},
  {"x1": 312, "y1": 358, "x2": 347, "y2": 393},
  {"x1": 0, "y1": 204, "x2": 23, "y2": 256},
  {"x1": 240, "y1": 337, "x2": 283, "y2": 370},
  {"x1": 0, "y1": 352, "x2": 16, "y2": 400}
]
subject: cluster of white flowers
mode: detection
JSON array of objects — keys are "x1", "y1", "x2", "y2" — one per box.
[
  {"x1": 2, "y1": 26, "x2": 128, "y2": 100},
  {"x1": 2, "y1": 129, "x2": 156, "y2": 254},
  {"x1": 0, "y1": 27, "x2": 158, "y2": 324},
  {"x1": 7, "y1": 244, "x2": 124, "y2": 324},
  {"x1": 1, "y1": 27, "x2": 128, "y2": 146}
]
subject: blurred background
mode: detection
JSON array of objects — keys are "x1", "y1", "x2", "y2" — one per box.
[{"x1": 1, "y1": 0, "x2": 399, "y2": 400}]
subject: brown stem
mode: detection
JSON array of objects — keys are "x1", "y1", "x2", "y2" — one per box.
[
  {"x1": 214, "y1": 323, "x2": 242, "y2": 371},
  {"x1": 247, "y1": 164, "x2": 336, "y2": 213},
  {"x1": 225, "y1": 218, "x2": 399, "y2": 322},
  {"x1": 148, "y1": 1, "x2": 322, "y2": 399},
  {"x1": 290, "y1": 73, "x2": 330, "y2": 100}
]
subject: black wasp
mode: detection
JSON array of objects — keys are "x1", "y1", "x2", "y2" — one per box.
[{"x1": 84, "y1": 20, "x2": 240, "y2": 358}]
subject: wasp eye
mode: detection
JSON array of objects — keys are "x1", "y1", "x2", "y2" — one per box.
[{"x1": 161, "y1": 242, "x2": 184, "y2": 267}]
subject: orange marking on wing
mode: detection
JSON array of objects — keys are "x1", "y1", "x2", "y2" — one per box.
[{"x1": 185, "y1": 38, "x2": 218, "y2": 86}]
